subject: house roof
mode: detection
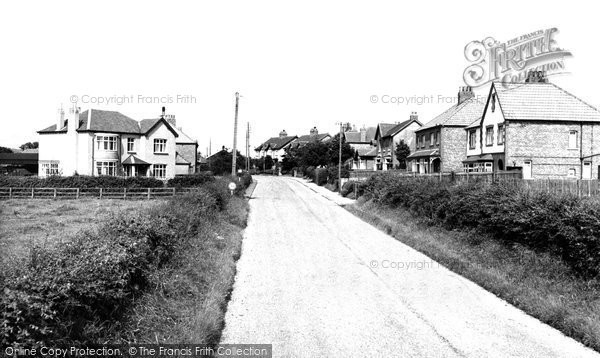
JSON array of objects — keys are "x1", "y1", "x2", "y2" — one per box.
[
  {"x1": 374, "y1": 123, "x2": 396, "y2": 139},
  {"x1": 345, "y1": 127, "x2": 377, "y2": 143},
  {"x1": 296, "y1": 133, "x2": 331, "y2": 143},
  {"x1": 0, "y1": 152, "x2": 38, "y2": 164},
  {"x1": 493, "y1": 82, "x2": 600, "y2": 122},
  {"x1": 176, "y1": 152, "x2": 191, "y2": 165},
  {"x1": 39, "y1": 109, "x2": 180, "y2": 137},
  {"x1": 356, "y1": 146, "x2": 378, "y2": 157},
  {"x1": 465, "y1": 118, "x2": 480, "y2": 130},
  {"x1": 383, "y1": 118, "x2": 422, "y2": 137},
  {"x1": 463, "y1": 154, "x2": 494, "y2": 163},
  {"x1": 255, "y1": 136, "x2": 297, "y2": 151},
  {"x1": 418, "y1": 97, "x2": 486, "y2": 131},
  {"x1": 122, "y1": 154, "x2": 150, "y2": 165},
  {"x1": 406, "y1": 149, "x2": 439, "y2": 159}
]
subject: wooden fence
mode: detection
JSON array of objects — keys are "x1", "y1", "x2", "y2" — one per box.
[
  {"x1": 0, "y1": 187, "x2": 206, "y2": 200},
  {"x1": 348, "y1": 169, "x2": 600, "y2": 197}
]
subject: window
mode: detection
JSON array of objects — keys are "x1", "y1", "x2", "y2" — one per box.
[
  {"x1": 154, "y1": 139, "x2": 167, "y2": 153},
  {"x1": 429, "y1": 133, "x2": 434, "y2": 147},
  {"x1": 498, "y1": 124, "x2": 505, "y2": 145},
  {"x1": 491, "y1": 93, "x2": 496, "y2": 112},
  {"x1": 485, "y1": 126, "x2": 494, "y2": 146},
  {"x1": 469, "y1": 130, "x2": 477, "y2": 149},
  {"x1": 435, "y1": 131, "x2": 440, "y2": 145},
  {"x1": 568, "y1": 168, "x2": 576, "y2": 178},
  {"x1": 153, "y1": 164, "x2": 167, "y2": 179},
  {"x1": 127, "y1": 138, "x2": 135, "y2": 152},
  {"x1": 96, "y1": 136, "x2": 117, "y2": 151},
  {"x1": 484, "y1": 162, "x2": 493, "y2": 172},
  {"x1": 41, "y1": 161, "x2": 59, "y2": 176},
  {"x1": 421, "y1": 135, "x2": 426, "y2": 148},
  {"x1": 569, "y1": 131, "x2": 578, "y2": 149},
  {"x1": 96, "y1": 161, "x2": 117, "y2": 176}
]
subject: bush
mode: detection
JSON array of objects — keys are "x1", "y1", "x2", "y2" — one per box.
[
  {"x1": 0, "y1": 179, "x2": 236, "y2": 346},
  {"x1": 0, "y1": 175, "x2": 164, "y2": 188},
  {"x1": 359, "y1": 174, "x2": 600, "y2": 278},
  {"x1": 166, "y1": 173, "x2": 215, "y2": 188}
]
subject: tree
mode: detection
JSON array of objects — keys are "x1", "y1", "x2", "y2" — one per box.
[
  {"x1": 0, "y1": 146, "x2": 12, "y2": 153},
  {"x1": 395, "y1": 140, "x2": 411, "y2": 169},
  {"x1": 208, "y1": 147, "x2": 246, "y2": 175},
  {"x1": 327, "y1": 133, "x2": 354, "y2": 165},
  {"x1": 19, "y1": 142, "x2": 38, "y2": 150}
]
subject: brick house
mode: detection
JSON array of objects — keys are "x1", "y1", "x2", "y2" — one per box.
[
  {"x1": 374, "y1": 113, "x2": 422, "y2": 170},
  {"x1": 407, "y1": 87, "x2": 485, "y2": 174},
  {"x1": 37, "y1": 106, "x2": 196, "y2": 179},
  {"x1": 464, "y1": 71, "x2": 600, "y2": 179},
  {"x1": 288, "y1": 127, "x2": 331, "y2": 149},
  {"x1": 344, "y1": 126, "x2": 377, "y2": 170}
]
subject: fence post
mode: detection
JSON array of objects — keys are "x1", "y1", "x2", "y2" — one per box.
[
  {"x1": 147, "y1": 188, "x2": 151, "y2": 200},
  {"x1": 9, "y1": 187, "x2": 12, "y2": 199},
  {"x1": 124, "y1": 188, "x2": 127, "y2": 199},
  {"x1": 100, "y1": 188, "x2": 103, "y2": 199},
  {"x1": 172, "y1": 187, "x2": 176, "y2": 197},
  {"x1": 53, "y1": 188, "x2": 57, "y2": 199},
  {"x1": 31, "y1": 187, "x2": 34, "y2": 199},
  {"x1": 76, "y1": 188, "x2": 80, "y2": 199}
]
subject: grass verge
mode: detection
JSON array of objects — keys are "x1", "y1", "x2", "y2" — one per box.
[{"x1": 347, "y1": 199, "x2": 600, "y2": 352}]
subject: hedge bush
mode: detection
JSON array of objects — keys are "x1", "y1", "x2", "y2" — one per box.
[
  {"x1": 314, "y1": 168, "x2": 328, "y2": 186},
  {"x1": 166, "y1": 173, "x2": 215, "y2": 188},
  {"x1": 0, "y1": 176, "x2": 251, "y2": 346},
  {"x1": 0, "y1": 175, "x2": 164, "y2": 188},
  {"x1": 360, "y1": 174, "x2": 600, "y2": 278}
]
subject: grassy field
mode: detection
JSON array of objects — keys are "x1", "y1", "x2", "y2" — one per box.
[
  {"x1": 0, "y1": 199, "x2": 161, "y2": 264},
  {"x1": 347, "y1": 200, "x2": 600, "y2": 352}
]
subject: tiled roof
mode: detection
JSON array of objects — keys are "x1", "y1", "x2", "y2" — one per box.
[
  {"x1": 295, "y1": 133, "x2": 330, "y2": 144},
  {"x1": 418, "y1": 97, "x2": 486, "y2": 131},
  {"x1": 383, "y1": 118, "x2": 421, "y2": 137},
  {"x1": 406, "y1": 149, "x2": 439, "y2": 159},
  {"x1": 0, "y1": 152, "x2": 38, "y2": 164},
  {"x1": 255, "y1": 136, "x2": 297, "y2": 151},
  {"x1": 39, "y1": 110, "x2": 182, "y2": 137},
  {"x1": 356, "y1": 146, "x2": 378, "y2": 157},
  {"x1": 465, "y1": 118, "x2": 480, "y2": 129},
  {"x1": 176, "y1": 152, "x2": 191, "y2": 164},
  {"x1": 122, "y1": 154, "x2": 150, "y2": 165},
  {"x1": 494, "y1": 82, "x2": 600, "y2": 122},
  {"x1": 375, "y1": 123, "x2": 396, "y2": 139}
]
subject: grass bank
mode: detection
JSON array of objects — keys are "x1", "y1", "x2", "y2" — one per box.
[
  {"x1": 1, "y1": 175, "x2": 251, "y2": 347},
  {"x1": 347, "y1": 199, "x2": 600, "y2": 352}
]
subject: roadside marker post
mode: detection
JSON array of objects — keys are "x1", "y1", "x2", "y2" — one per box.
[{"x1": 228, "y1": 182, "x2": 237, "y2": 196}]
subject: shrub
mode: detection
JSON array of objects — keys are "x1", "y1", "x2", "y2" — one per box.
[
  {"x1": 0, "y1": 179, "x2": 235, "y2": 346},
  {"x1": 358, "y1": 173, "x2": 600, "y2": 278},
  {"x1": 166, "y1": 173, "x2": 215, "y2": 188},
  {"x1": 0, "y1": 175, "x2": 164, "y2": 188},
  {"x1": 314, "y1": 168, "x2": 328, "y2": 186}
]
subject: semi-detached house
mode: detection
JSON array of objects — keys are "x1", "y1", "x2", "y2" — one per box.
[
  {"x1": 465, "y1": 71, "x2": 600, "y2": 179},
  {"x1": 37, "y1": 106, "x2": 197, "y2": 179}
]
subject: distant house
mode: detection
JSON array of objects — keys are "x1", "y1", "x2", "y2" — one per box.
[
  {"x1": 344, "y1": 126, "x2": 377, "y2": 170},
  {"x1": 289, "y1": 127, "x2": 331, "y2": 149},
  {"x1": 408, "y1": 87, "x2": 485, "y2": 174},
  {"x1": 0, "y1": 150, "x2": 38, "y2": 176},
  {"x1": 254, "y1": 130, "x2": 298, "y2": 162},
  {"x1": 161, "y1": 114, "x2": 199, "y2": 175},
  {"x1": 374, "y1": 112, "x2": 422, "y2": 170},
  {"x1": 37, "y1": 106, "x2": 197, "y2": 179},
  {"x1": 465, "y1": 71, "x2": 600, "y2": 179}
]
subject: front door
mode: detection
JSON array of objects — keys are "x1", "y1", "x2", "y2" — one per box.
[{"x1": 583, "y1": 162, "x2": 592, "y2": 179}]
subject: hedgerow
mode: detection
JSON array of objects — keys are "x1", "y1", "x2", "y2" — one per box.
[
  {"x1": 166, "y1": 172, "x2": 215, "y2": 188},
  {"x1": 0, "y1": 175, "x2": 252, "y2": 346},
  {"x1": 0, "y1": 175, "x2": 164, "y2": 188},
  {"x1": 360, "y1": 174, "x2": 600, "y2": 278}
]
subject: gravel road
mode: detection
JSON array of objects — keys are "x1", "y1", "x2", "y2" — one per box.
[{"x1": 221, "y1": 176, "x2": 599, "y2": 358}]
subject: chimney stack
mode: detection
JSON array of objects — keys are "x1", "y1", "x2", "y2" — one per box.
[
  {"x1": 67, "y1": 105, "x2": 80, "y2": 133},
  {"x1": 457, "y1": 86, "x2": 474, "y2": 105},
  {"x1": 279, "y1": 129, "x2": 287, "y2": 138},
  {"x1": 409, "y1": 111, "x2": 418, "y2": 121},
  {"x1": 310, "y1": 126, "x2": 318, "y2": 136},
  {"x1": 56, "y1": 107, "x2": 65, "y2": 131},
  {"x1": 525, "y1": 70, "x2": 548, "y2": 83},
  {"x1": 160, "y1": 107, "x2": 176, "y2": 126},
  {"x1": 161, "y1": 106, "x2": 166, "y2": 117},
  {"x1": 360, "y1": 126, "x2": 367, "y2": 142}
]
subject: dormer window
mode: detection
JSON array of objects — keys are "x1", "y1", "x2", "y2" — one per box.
[
  {"x1": 154, "y1": 139, "x2": 167, "y2": 153},
  {"x1": 97, "y1": 136, "x2": 117, "y2": 151}
]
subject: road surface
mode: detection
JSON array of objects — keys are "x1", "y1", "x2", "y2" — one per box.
[{"x1": 221, "y1": 176, "x2": 599, "y2": 358}]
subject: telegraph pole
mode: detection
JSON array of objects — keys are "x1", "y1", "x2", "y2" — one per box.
[
  {"x1": 246, "y1": 122, "x2": 251, "y2": 171},
  {"x1": 232, "y1": 92, "x2": 240, "y2": 177},
  {"x1": 335, "y1": 122, "x2": 343, "y2": 193}
]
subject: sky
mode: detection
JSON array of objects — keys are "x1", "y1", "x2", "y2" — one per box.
[{"x1": 1, "y1": 0, "x2": 598, "y2": 155}]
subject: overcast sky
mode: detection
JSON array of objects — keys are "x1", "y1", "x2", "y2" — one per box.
[{"x1": 1, "y1": 0, "x2": 598, "y2": 154}]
